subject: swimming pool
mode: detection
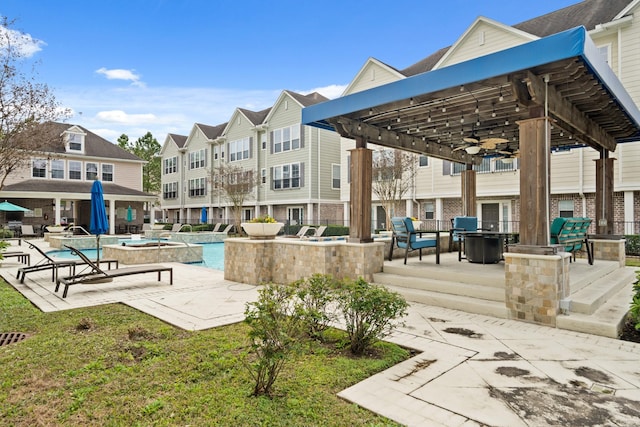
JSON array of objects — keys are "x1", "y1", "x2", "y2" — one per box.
[{"x1": 50, "y1": 242, "x2": 225, "y2": 271}]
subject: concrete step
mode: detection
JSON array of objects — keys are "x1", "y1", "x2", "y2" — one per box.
[
  {"x1": 569, "y1": 261, "x2": 621, "y2": 294},
  {"x1": 569, "y1": 267, "x2": 637, "y2": 315},
  {"x1": 557, "y1": 284, "x2": 635, "y2": 338},
  {"x1": 383, "y1": 283, "x2": 509, "y2": 319},
  {"x1": 373, "y1": 272, "x2": 504, "y2": 302},
  {"x1": 381, "y1": 263, "x2": 504, "y2": 288}
]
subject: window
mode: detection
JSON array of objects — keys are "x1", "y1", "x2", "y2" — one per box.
[
  {"x1": 424, "y1": 202, "x2": 435, "y2": 220},
  {"x1": 69, "y1": 161, "x2": 82, "y2": 180},
  {"x1": 597, "y1": 44, "x2": 611, "y2": 65},
  {"x1": 558, "y1": 200, "x2": 574, "y2": 218},
  {"x1": 419, "y1": 155, "x2": 429, "y2": 167},
  {"x1": 332, "y1": 164, "x2": 340, "y2": 189},
  {"x1": 163, "y1": 182, "x2": 178, "y2": 199},
  {"x1": 51, "y1": 160, "x2": 65, "y2": 179},
  {"x1": 189, "y1": 149, "x2": 207, "y2": 169},
  {"x1": 164, "y1": 157, "x2": 177, "y2": 175},
  {"x1": 32, "y1": 159, "x2": 47, "y2": 178},
  {"x1": 272, "y1": 125, "x2": 300, "y2": 153},
  {"x1": 261, "y1": 168, "x2": 266, "y2": 184},
  {"x1": 66, "y1": 133, "x2": 84, "y2": 152},
  {"x1": 188, "y1": 177, "x2": 206, "y2": 197},
  {"x1": 102, "y1": 164, "x2": 113, "y2": 182},
  {"x1": 86, "y1": 162, "x2": 98, "y2": 180},
  {"x1": 261, "y1": 133, "x2": 267, "y2": 150},
  {"x1": 273, "y1": 163, "x2": 301, "y2": 190},
  {"x1": 214, "y1": 145, "x2": 219, "y2": 160},
  {"x1": 229, "y1": 137, "x2": 250, "y2": 162}
]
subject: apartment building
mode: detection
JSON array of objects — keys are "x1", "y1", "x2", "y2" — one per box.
[
  {"x1": 160, "y1": 90, "x2": 343, "y2": 225},
  {"x1": 0, "y1": 122, "x2": 155, "y2": 234}
]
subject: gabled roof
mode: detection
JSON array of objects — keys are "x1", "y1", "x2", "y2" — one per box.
[
  {"x1": 237, "y1": 107, "x2": 271, "y2": 126},
  {"x1": 47, "y1": 122, "x2": 142, "y2": 162},
  {"x1": 514, "y1": 0, "x2": 633, "y2": 37},
  {"x1": 343, "y1": 57, "x2": 406, "y2": 95},
  {"x1": 286, "y1": 90, "x2": 329, "y2": 107},
  {"x1": 195, "y1": 123, "x2": 227, "y2": 140},
  {"x1": 168, "y1": 133, "x2": 187, "y2": 148},
  {"x1": 399, "y1": 0, "x2": 634, "y2": 77}
]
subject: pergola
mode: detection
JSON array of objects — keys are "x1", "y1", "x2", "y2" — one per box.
[{"x1": 302, "y1": 27, "x2": 640, "y2": 249}]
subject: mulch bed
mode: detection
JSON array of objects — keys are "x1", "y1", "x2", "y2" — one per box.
[{"x1": 619, "y1": 318, "x2": 640, "y2": 343}]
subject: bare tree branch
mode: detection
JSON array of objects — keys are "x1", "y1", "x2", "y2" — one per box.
[{"x1": 210, "y1": 164, "x2": 261, "y2": 232}]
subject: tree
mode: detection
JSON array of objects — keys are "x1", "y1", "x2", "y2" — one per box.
[
  {"x1": 371, "y1": 149, "x2": 419, "y2": 230},
  {"x1": 211, "y1": 164, "x2": 261, "y2": 232},
  {"x1": 0, "y1": 18, "x2": 70, "y2": 190},
  {"x1": 118, "y1": 132, "x2": 161, "y2": 194}
]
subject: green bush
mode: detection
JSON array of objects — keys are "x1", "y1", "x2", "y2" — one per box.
[
  {"x1": 625, "y1": 235, "x2": 640, "y2": 256},
  {"x1": 336, "y1": 277, "x2": 408, "y2": 355},
  {"x1": 294, "y1": 274, "x2": 339, "y2": 340},
  {"x1": 629, "y1": 275, "x2": 640, "y2": 331},
  {"x1": 244, "y1": 283, "x2": 304, "y2": 396},
  {"x1": 0, "y1": 229, "x2": 14, "y2": 238}
]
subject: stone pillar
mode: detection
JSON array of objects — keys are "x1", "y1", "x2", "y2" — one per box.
[
  {"x1": 461, "y1": 166, "x2": 476, "y2": 217},
  {"x1": 349, "y1": 138, "x2": 373, "y2": 243},
  {"x1": 504, "y1": 252, "x2": 570, "y2": 327},
  {"x1": 595, "y1": 155, "x2": 615, "y2": 235},
  {"x1": 592, "y1": 238, "x2": 626, "y2": 267},
  {"x1": 518, "y1": 117, "x2": 552, "y2": 246}
]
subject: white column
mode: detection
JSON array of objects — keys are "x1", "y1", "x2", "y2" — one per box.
[
  {"x1": 54, "y1": 197, "x2": 62, "y2": 225},
  {"x1": 624, "y1": 191, "x2": 634, "y2": 234},
  {"x1": 307, "y1": 203, "x2": 314, "y2": 224},
  {"x1": 109, "y1": 200, "x2": 116, "y2": 235},
  {"x1": 343, "y1": 201, "x2": 349, "y2": 227},
  {"x1": 435, "y1": 198, "x2": 444, "y2": 228}
]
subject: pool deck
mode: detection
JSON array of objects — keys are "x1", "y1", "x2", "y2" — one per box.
[{"x1": 2, "y1": 238, "x2": 640, "y2": 426}]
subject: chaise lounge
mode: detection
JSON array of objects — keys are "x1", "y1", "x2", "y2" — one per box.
[
  {"x1": 17, "y1": 242, "x2": 118, "y2": 284},
  {"x1": 56, "y1": 245, "x2": 173, "y2": 298}
]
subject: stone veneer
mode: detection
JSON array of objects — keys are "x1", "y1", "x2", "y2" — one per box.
[
  {"x1": 48, "y1": 235, "x2": 119, "y2": 249},
  {"x1": 224, "y1": 238, "x2": 385, "y2": 285},
  {"x1": 103, "y1": 242, "x2": 203, "y2": 265},
  {"x1": 591, "y1": 238, "x2": 626, "y2": 267},
  {"x1": 169, "y1": 232, "x2": 228, "y2": 244},
  {"x1": 504, "y1": 252, "x2": 570, "y2": 327}
]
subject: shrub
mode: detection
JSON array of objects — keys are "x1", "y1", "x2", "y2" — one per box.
[
  {"x1": 336, "y1": 277, "x2": 408, "y2": 355},
  {"x1": 244, "y1": 283, "x2": 304, "y2": 396},
  {"x1": 294, "y1": 274, "x2": 339, "y2": 340},
  {"x1": 625, "y1": 235, "x2": 640, "y2": 256},
  {"x1": 629, "y1": 275, "x2": 640, "y2": 331}
]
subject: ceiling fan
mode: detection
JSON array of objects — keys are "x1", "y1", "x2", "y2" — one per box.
[
  {"x1": 497, "y1": 147, "x2": 520, "y2": 160},
  {"x1": 453, "y1": 131, "x2": 509, "y2": 152}
]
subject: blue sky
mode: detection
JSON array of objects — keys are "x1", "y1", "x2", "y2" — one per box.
[{"x1": 2, "y1": 0, "x2": 579, "y2": 143}]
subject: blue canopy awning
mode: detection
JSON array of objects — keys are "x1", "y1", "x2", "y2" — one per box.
[{"x1": 302, "y1": 26, "x2": 640, "y2": 161}]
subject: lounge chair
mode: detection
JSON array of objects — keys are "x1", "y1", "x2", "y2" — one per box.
[
  {"x1": 212, "y1": 223, "x2": 222, "y2": 232},
  {"x1": 17, "y1": 242, "x2": 118, "y2": 284},
  {"x1": 160, "y1": 223, "x2": 183, "y2": 238},
  {"x1": 1, "y1": 251, "x2": 30, "y2": 265},
  {"x1": 220, "y1": 224, "x2": 234, "y2": 234},
  {"x1": 296, "y1": 226, "x2": 313, "y2": 237},
  {"x1": 389, "y1": 217, "x2": 440, "y2": 264},
  {"x1": 56, "y1": 245, "x2": 173, "y2": 298},
  {"x1": 310, "y1": 226, "x2": 327, "y2": 237},
  {"x1": 20, "y1": 225, "x2": 39, "y2": 238}
]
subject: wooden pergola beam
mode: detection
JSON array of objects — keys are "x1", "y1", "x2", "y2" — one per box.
[{"x1": 523, "y1": 71, "x2": 616, "y2": 152}]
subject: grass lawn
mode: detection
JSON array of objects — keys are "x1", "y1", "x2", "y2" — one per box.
[{"x1": 0, "y1": 280, "x2": 407, "y2": 426}]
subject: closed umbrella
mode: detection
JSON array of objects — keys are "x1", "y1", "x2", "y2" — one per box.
[
  {"x1": 126, "y1": 205, "x2": 133, "y2": 232},
  {"x1": 200, "y1": 207, "x2": 207, "y2": 224},
  {"x1": 90, "y1": 180, "x2": 109, "y2": 264}
]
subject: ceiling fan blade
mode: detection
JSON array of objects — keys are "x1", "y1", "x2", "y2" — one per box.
[
  {"x1": 463, "y1": 137, "x2": 479, "y2": 143},
  {"x1": 479, "y1": 137, "x2": 509, "y2": 149},
  {"x1": 452, "y1": 146, "x2": 468, "y2": 152}
]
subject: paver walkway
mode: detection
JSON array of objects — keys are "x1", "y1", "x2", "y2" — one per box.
[{"x1": 2, "y1": 240, "x2": 640, "y2": 426}]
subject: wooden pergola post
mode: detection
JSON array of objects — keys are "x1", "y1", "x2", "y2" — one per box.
[
  {"x1": 349, "y1": 137, "x2": 373, "y2": 243},
  {"x1": 595, "y1": 150, "x2": 615, "y2": 235},
  {"x1": 518, "y1": 117, "x2": 552, "y2": 247},
  {"x1": 461, "y1": 164, "x2": 476, "y2": 217}
]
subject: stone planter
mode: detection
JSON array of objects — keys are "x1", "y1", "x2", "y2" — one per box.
[
  {"x1": 412, "y1": 221, "x2": 423, "y2": 230},
  {"x1": 241, "y1": 222, "x2": 284, "y2": 240}
]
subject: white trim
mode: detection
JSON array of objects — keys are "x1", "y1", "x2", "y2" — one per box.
[{"x1": 341, "y1": 58, "x2": 406, "y2": 96}]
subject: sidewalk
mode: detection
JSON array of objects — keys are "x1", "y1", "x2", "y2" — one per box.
[{"x1": 2, "y1": 240, "x2": 640, "y2": 426}]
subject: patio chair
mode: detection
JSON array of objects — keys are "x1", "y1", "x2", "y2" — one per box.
[
  {"x1": 212, "y1": 223, "x2": 223, "y2": 232},
  {"x1": 20, "y1": 225, "x2": 39, "y2": 238},
  {"x1": 311, "y1": 226, "x2": 327, "y2": 237},
  {"x1": 388, "y1": 217, "x2": 440, "y2": 264},
  {"x1": 296, "y1": 226, "x2": 313, "y2": 237},
  {"x1": 449, "y1": 216, "x2": 487, "y2": 260},
  {"x1": 17, "y1": 242, "x2": 118, "y2": 284},
  {"x1": 56, "y1": 245, "x2": 173, "y2": 298}
]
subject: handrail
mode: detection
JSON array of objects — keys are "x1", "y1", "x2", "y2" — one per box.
[{"x1": 66, "y1": 225, "x2": 91, "y2": 235}]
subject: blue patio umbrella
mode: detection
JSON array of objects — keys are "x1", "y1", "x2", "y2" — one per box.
[
  {"x1": 200, "y1": 206, "x2": 207, "y2": 224},
  {"x1": 90, "y1": 180, "x2": 109, "y2": 264}
]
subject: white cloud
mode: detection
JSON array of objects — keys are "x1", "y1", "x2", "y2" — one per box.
[
  {"x1": 0, "y1": 25, "x2": 45, "y2": 58},
  {"x1": 95, "y1": 110, "x2": 157, "y2": 124},
  {"x1": 96, "y1": 67, "x2": 145, "y2": 87},
  {"x1": 301, "y1": 84, "x2": 347, "y2": 99}
]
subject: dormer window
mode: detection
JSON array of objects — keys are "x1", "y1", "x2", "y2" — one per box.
[{"x1": 66, "y1": 132, "x2": 85, "y2": 153}]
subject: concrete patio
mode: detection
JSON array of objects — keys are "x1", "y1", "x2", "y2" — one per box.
[{"x1": 2, "y1": 239, "x2": 640, "y2": 426}]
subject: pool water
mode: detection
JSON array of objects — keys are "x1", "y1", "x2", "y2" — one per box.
[{"x1": 50, "y1": 242, "x2": 225, "y2": 271}]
